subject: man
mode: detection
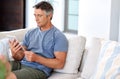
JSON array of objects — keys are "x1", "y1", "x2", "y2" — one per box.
[{"x1": 6, "y1": 1, "x2": 68, "y2": 79}]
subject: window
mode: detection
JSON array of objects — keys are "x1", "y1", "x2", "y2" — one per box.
[{"x1": 64, "y1": 0, "x2": 79, "y2": 34}]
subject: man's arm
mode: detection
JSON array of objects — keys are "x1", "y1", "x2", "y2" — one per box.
[{"x1": 24, "y1": 51, "x2": 67, "y2": 69}]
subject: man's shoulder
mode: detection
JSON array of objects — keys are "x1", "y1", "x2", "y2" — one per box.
[
  {"x1": 26, "y1": 27, "x2": 39, "y2": 34},
  {"x1": 53, "y1": 29, "x2": 67, "y2": 40},
  {"x1": 53, "y1": 27, "x2": 64, "y2": 35}
]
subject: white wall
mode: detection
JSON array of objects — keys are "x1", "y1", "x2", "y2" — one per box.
[
  {"x1": 78, "y1": 0, "x2": 111, "y2": 40},
  {"x1": 25, "y1": 0, "x2": 65, "y2": 31},
  {"x1": 26, "y1": 0, "x2": 120, "y2": 41},
  {"x1": 25, "y1": 0, "x2": 37, "y2": 28},
  {"x1": 119, "y1": 5, "x2": 120, "y2": 41},
  {"x1": 117, "y1": 0, "x2": 120, "y2": 42},
  {"x1": 51, "y1": 0, "x2": 65, "y2": 31}
]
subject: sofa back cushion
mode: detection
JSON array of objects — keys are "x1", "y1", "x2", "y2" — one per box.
[
  {"x1": 80, "y1": 37, "x2": 103, "y2": 79},
  {"x1": 54, "y1": 34, "x2": 86, "y2": 74},
  {"x1": 91, "y1": 40, "x2": 120, "y2": 79}
]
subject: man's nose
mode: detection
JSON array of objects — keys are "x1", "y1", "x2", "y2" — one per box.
[{"x1": 35, "y1": 16, "x2": 39, "y2": 21}]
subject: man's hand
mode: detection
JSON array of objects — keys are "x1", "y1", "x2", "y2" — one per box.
[
  {"x1": 9, "y1": 39, "x2": 25, "y2": 61},
  {"x1": 24, "y1": 51, "x2": 37, "y2": 62},
  {"x1": 9, "y1": 39, "x2": 22, "y2": 56}
]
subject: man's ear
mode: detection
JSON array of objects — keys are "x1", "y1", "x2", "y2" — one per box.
[{"x1": 48, "y1": 13, "x2": 53, "y2": 20}]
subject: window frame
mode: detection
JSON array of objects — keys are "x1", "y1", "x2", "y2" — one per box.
[{"x1": 64, "y1": 0, "x2": 78, "y2": 34}]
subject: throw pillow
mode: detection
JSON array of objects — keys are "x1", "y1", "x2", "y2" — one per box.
[
  {"x1": 0, "y1": 38, "x2": 10, "y2": 60},
  {"x1": 54, "y1": 34, "x2": 86, "y2": 74},
  {"x1": 0, "y1": 35, "x2": 17, "y2": 61},
  {"x1": 91, "y1": 40, "x2": 120, "y2": 79}
]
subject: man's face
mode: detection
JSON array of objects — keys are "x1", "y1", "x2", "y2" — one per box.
[{"x1": 34, "y1": 9, "x2": 49, "y2": 27}]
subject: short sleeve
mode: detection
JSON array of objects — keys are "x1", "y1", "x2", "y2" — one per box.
[{"x1": 54, "y1": 32, "x2": 68, "y2": 52}]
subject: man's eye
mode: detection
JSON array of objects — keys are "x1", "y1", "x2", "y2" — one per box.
[
  {"x1": 34, "y1": 14, "x2": 42, "y2": 17},
  {"x1": 38, "y1": 15, "x2": 42, "y2": 17}
]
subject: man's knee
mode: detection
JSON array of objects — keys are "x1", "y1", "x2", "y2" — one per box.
[{"x1": 6, "y1": 72, "x2": 17, "y2": 79}]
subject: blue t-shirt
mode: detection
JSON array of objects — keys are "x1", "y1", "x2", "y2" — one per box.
[{"x1": 21, "y1": 26, "x2": 68, "y2": 76}]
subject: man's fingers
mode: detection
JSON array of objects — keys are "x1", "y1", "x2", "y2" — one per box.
[{"x1": 14, "y1": 45, "x2": 22, "y2": 53}]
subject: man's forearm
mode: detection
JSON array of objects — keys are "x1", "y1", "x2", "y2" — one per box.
[{"x1": 34, "y1": 52, "x2": 67, "y2": 69}]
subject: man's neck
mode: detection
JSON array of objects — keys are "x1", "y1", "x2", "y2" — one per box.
[{"x1": 40, "y1": 22, "x2": 53, "y2": 31}]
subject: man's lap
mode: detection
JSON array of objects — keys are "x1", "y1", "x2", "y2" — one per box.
[{"x1": 10, "y1": 61, "x2": 47, "y2": 79}]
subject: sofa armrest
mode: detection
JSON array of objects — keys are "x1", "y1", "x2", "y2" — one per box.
[{"x1": 0, "y1": 29, "x2": 28, "y2": 42}]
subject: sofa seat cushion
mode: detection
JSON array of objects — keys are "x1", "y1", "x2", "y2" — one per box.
[
  {"x1": 48, "y1": 72, "x2": 78, "y2": 79},
  {"x1": 91, "y1": 40, "x2": 120, "y2": 79}
]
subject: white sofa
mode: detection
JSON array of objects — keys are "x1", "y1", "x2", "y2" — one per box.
[{"x1": 0, "y1": 28, "x2": 120, "y2": 79}]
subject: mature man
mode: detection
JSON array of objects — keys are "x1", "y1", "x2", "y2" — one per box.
[{"x1": 4, "y1": 1, "x2": 68, "y2": 79}]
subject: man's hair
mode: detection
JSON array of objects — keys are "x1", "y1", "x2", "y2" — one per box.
[{"x1": 33, "y1": 1, "x2": 54, "y2": 20}]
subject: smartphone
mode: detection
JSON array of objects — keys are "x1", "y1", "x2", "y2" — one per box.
[{"x1": 6, "y1": 35, "x2": 17, "y2": 41}]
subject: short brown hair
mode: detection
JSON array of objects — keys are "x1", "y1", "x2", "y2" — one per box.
[{"x1": 33, "y1": 1, "x2": 54, "y2": 16}]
